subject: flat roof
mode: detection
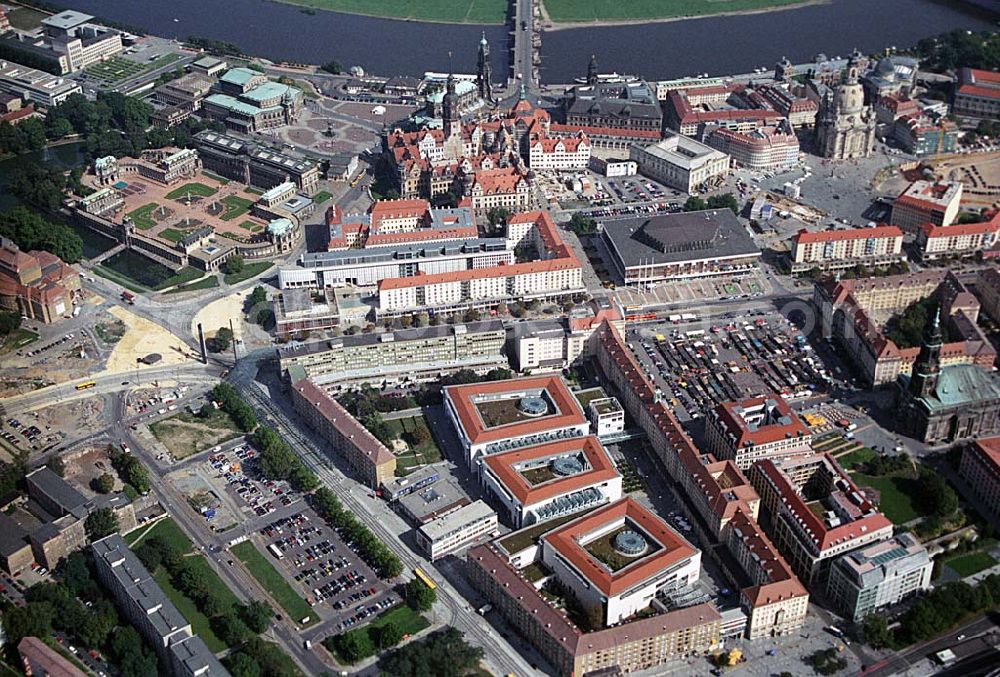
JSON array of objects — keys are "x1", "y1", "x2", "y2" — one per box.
[
  {"x1": 417, "y1": 499, "x2": 495, "y2": 542},
  {"x1": 601, "y1": 209, "x2": 760, "y2": 268},
  {"x1": 26, "y1": 467, "x2": 86, "y2": 514},
  {"x1": 278, "y1": 319, "x2": 505, "y2": 359},
  {"x1": 444, "y1": 375, "x2": 587, "y2": 447},
  {"x1": 41, "y1": 10, "x2": 93, "y2": 30},
  {"x1": 482, "y1": 436, "x2": 619, "y2": 507},
  {"x1": 542, "y1": 497, "x2": 697, "y2": 597},
  {"x1": 714, "y1": 395, "x2": 811, "y2": 448},
  {"x1": 398, "y1": 474, "x2": 469, "y2": 523}
]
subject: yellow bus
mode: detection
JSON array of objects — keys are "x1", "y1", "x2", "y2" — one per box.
[
  {"x1": 413, "y1": 567, "x2": 436, "y2": 590},
  {"x1": 75, "y1": 381, "x2": 97, "y2": 391}
]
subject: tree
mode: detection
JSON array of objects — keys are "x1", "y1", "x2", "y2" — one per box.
[
  {"x1": 226, "y1": 255, "x2": 245, "y2": 275},
  {"x1": 213, "y1": 326, "x2": 234, "y2": 352},
  {"x1": 2, "y1": 602, "x2": 54, "y2": 645},
  {"x1": 486, "y1": 206, "x2": 513, "y2": 228},
  {"x1": 85, "y1": 507, "x2": 118, "y2": 540},
  {"x1": 918, "y1": 467, "x2": 959, "y2": 518},
  {"x1": 464, "y1": 308, "x2": 481, "y2": 323},
  {"x1": 0, "y1": 206, "x2": 83, "y2": 263},
  {"x1": 94, "y1": 472, "x2": 115, "y2": 494},
  {"x1": 225, "y1": 652, "x2": 262, "y2": 677},
  {"x1": 238, "y1": 600, "x2": 274, "y2": 634},
  {"x1": 414, "y1": 311, "x2": 429, "y2": 327},
  {"x1": 862, "y1": 613, "x2": 891, "y2": 649},
  {"x1": 374, "y1": 620, "x2": 403, "y2": 649},
  {"x1": 380, "y1": 628, "x2": 484, "y2": 677},
  {"x1": 683, "y1": 196, "x2": 707, "y2": 212},
  {"x1": 405, "y1": 577, "x2": 437, "y2": 612},
  {"x1": 47, "y1": 455, "x2": 65, "y2": 477},
  {"x1": 707, "y1": 192, "x2": 741, "y2": 215},
  {"x1": 566, "y1": 212, "x2": 597, "y2": 236},
  {"x1": 321, "y1": 60, "x2": 343, "y2": 74},
  {"x1": 332, "y1": 629, "x2": 376, "y2": 663}
]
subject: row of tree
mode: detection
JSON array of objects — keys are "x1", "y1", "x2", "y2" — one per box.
[
  {"x1": 135, "y1": 534, "x2": 274, "y2": 646},
  {"x1": 2, "y1": 551, "x2": 160, "y2": 677},
  {"x1": 251, "y1": 425, "x2": 320, "y2": 493},
  {"x1": 109, "y1": 445, "x2": 151, "y2": 494},
  {"x1": 683, "y1": 192, "x2": 740, "y2": 215},
  {"x1": 211, "y1": 382, "x2": 258, "y2": 432},
  {"x1": 311, "y1": 487, "x2": 403, "y2": 579}
]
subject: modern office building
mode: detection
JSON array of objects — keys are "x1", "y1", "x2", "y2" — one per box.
[
  {"x1": 540, "y1": 497, "x2": 701, "y2": 626},
  {"x1": 630, "y1": 133, "x2": 730, "y2": 194},
  {"x1": 444, "y1": 374, "x2": 590, "y2": 467},
  {"x1": 469, "y1": 543, "x2": 721, "y2": 677},
  {"x1": 892, "y1": 114, "x2": 960, "y2": 156},
  {"x1": 790, "y1": 225, "x2": 904, "y2": 273},
  {"x1": 587, "y1": 397, "x2": 625, "y2": 437},
  {"x1": 91, "y1": 535, "x2": 228, "y2": 676},
  {"x1": 415, "y1": 499, "x2": 498, "y2": 560},
  {"x1": 290, "y1": 378, "x2": 397, "y2": 487},
  {"x1": 750, "y1": 454, "x2": 894, "y2": 586},
  {"x1": 480, "y1": 435, "x2": 622, "y2": 528},
  {"x1": 0, "y1": 59, "x2": 82, "y2": 106},
  {"x1": 278, "y1": 320, "x2": 508, "y2": 390},
  {"x1": 826, "y1": 532, "x2": 932, "y2": 622},
  {"x1": 33, "y1": 10, "x2": 123, "y2": 74},
  {"x1": 600, "y1": 209, "x2": 760, "y2": 284},
  {"x1": 512, "y1": 299, "x2": 625, "y2": 372},
  {"x1": 890, "y1": 181, "x2": 962, "y2": 232}
]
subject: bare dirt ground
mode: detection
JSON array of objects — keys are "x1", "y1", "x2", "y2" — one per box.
[
  {"x1": 936, "y1": 151, "x2": 1000, "y2": 208},
  {"x1": 166, "y1": 465, "x2": 240, "y2": 532},
  {"x1": 63, "y1": 445, "x2": 120, "y2": 496},
  {"x1": 147, "y1": 409, "x2": 241, "y2": 459},
  {"x1": 106, "y1": 306, "x2": 195, "y2": 373},
  {"x1": 190, "y1": 289, "x2": 250, "y2": 343}
]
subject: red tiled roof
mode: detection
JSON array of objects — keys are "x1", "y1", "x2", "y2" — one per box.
[
  {"x1": 481, "y1": 436, "x2": 619, "y2": 506},
  {"x1": 921, "y1": 217, "x2": 1000, "y2": 238},
  {"x1": 755, "y1": 454, "x2": 892, "y2": 552},
  {"x1": 549, "y1": 123, "x2": 661, "y2": 140},
  {"x1": 970, "y1": 436, "x2": 1000, "y2": 472},
  {"x1": 727, "y1": 509, "x2": 808, "y2": 606},
  {"x1": 377, "y1": 254, "x2": 581, "y2": 291},
  {"x1": 365, "y1": 227, "x2": 478, "y2": 246},
  {"x1": 793, "y1": 225, "x2": 902, "y2": 244},
  {"x1": 291, "y1": 378, "x2": 396, "y2": 467},
  {"x1": 542, "y1": 497, "x2": 697, "y2": 597},
  {"x1": 444, "y1": 374, "x2": 587, "y2": 447},
  {"x1": 714, "y1": 396, "x2": 810, "y2": 448}
]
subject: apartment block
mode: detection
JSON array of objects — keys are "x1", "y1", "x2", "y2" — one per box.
[{"x1": 790, "y1": 225, "x2": 904, "y2": 273}]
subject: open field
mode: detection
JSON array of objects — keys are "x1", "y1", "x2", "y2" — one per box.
[
  {"x1": 164, "y1": 276, "x2": 221, "y2": 294},
  {"x1": 542, "y1": 0, "x2": 809, "y2": 22},
  {"x1": 125, "y1": 516, "x2": 193, "y2": 550},
  {"x1": 946, "y1": 551, "x2": 998, "y2": 578},
  {"x1": 219, "y1": 195, "x2": 254, "y2": 221},
  {"x1": 370, "y1": 604, "x2": 429, "y2": 636},
  {"x1": 231, "y1": 541, "x2": 315, "y2": 624},
  {"x1": 312, "y1": 191, "x2": 333, "y2": 205},
  {"x1": 224, "y1": 261, "x2": 273, "y2": 285},
  {"x1": 127, "y1": 202, "x2": 161, "y2": 230},
  {"x1": 154, "y1": 567, "x2": 228, "y2": 652},
  {"x1": 851, "y1": 472, "x2": 921, "y2": 525},
  {"x1": 167, "y1": 182, "x2": 218, "y2": 200},
  {"x1": 386, "y1": 415, "x2": 442, "y2": 474},
  {"x1": 149, "y1": 408, "x2": 243, "y2": 459},
  {"x1": 272, "y1": 0, "x2": 507, "y2": 23}
]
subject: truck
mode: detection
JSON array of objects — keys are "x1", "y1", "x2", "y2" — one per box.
[
  {"x1": 121, "y1": 291, "x2": 135, "y2": 305},
  {"x1": 477, "y1": 603, "x2": 493, "y2": 615}
]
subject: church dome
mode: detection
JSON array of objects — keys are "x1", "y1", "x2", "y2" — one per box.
[{"x1": 876, "y1": 57, "x2": 895, "y2": 77}]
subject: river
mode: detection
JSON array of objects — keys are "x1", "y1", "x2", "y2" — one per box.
[{"x1": 59, "y1": 0, "x2": 996, "y2": 83}]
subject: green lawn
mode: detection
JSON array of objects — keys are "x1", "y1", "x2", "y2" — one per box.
[
  {"x1": 946, "y1": 551, "x2": 998, "y2": 577},
  {"x1": 271, "y1": 0, "x2": 507, "y2": 22},
  {"x1": 160, "y1": 227, "x2": 194, "y2": 243},
  {"x1": 127, "y1": 202, "x2": 161, "y2": 230},
  {"x1": 835, "y1": 447, "x2": 877, "y2": 471},
  {"x1": 851, "y1": 473, "x2": 921, "y2": 524},
  {"x1": 386, "y1": 416, "x2": 442, "y2": 475},
  {"x1": 101, "y1": 251, "x2": 200, "y2": 291},
  {"x1": 154, "y1": 565, "x2": 228, "y2": 652},
  {"x1": 1, "y1": 328, "x2": 39, "y2": 354},
  {"x1": 220, "y1": 195, "x2": 254, "y2": 221},
  {"x1": 224, "y1": 261, "x2": 273, "y2": 285},
  {"x1": 370, "y1": 604, "x2": 429, "y2": 637},
  {"x1": 6, "y1": 6, "x2": 47, "y2": 30},
  {"x1": 238, "y1": 220, "x2": 265, "y2": 233},
  {"x1": 231, "y1": 542, "x2": 316, "y2": 625},
  {"x1": 167, "y1": 182, "x2": 218, "y2": 200},
  {"x1": 125, "y1": 516, "x2": 194, "y2": 551},
  {"x1": 85, "y1": 56, "x2": 145, "y2": 83},
  {"x1": 164, "y1": 276, "x2": 220, "y2": 294},
  {"x1": 203, "y1": 171, "x2": 231, "y2": 185},
  {"x1": 542, "y1": 0, "x2": 808, "y2": 22},
  {"x1": 312, "y1": 191, "x2": 333, "y2": 205}
]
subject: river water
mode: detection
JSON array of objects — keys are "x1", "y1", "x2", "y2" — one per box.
[{"x1": 37, "y1": 0, "x2": 1000, "y2": 82}]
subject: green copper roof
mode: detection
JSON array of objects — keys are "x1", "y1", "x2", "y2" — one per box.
[
  {"x1": 241, "y1": 81, "x2": 299, "y2": 103},
  {"x1": 219, "y1": 68, "x2": 260, "y2": 86},
  {"x1": 918, "y1": 364, "x2": 1000, "y2": 411}
]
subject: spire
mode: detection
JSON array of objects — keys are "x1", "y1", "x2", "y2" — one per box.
[
  {"x1": 519, "y1": 83, "x2": 526, "y2": 100},
  {"x1": 480, "y1": 30, "x2": 488, "y2": 47},
  {"x1": 587, "y1": 54, "x2": 599, "y2": 85}
]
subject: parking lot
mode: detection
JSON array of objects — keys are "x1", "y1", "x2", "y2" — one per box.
[
  {"x1": 209, "y1": 443, "x2": 297, "y2": 519},
  {"x1": 256, "y1": 509, "x2": 394, "y2": 632},
  {"x1": 626, "y1": 312, "x2": 831, "y2": 424}
]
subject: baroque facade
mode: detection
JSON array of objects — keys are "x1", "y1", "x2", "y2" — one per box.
[{"x1": 815, "y1": 54, "x2": 876, "y2": 160}]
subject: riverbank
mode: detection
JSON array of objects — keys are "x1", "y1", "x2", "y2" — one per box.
[
  {"x1": 267, "y1": 0, "x2": 508, "y2": 25},
  {"x1": 539, "y1": 0, "x2": 827, "y2": 31}
]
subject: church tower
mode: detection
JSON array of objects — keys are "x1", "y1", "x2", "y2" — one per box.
[
  {"x1": 909, "y1": 307, "x2": 943, "y2": 398},
  {"x1": 443, "y1": 69, "x2": 461, "y2": 139},
  {"x1": 477, "y1": 32, "x2": 493, "y2": 103},
  {"x1": 587, "y1": 55, "x2": 599, "y2": 85}
]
